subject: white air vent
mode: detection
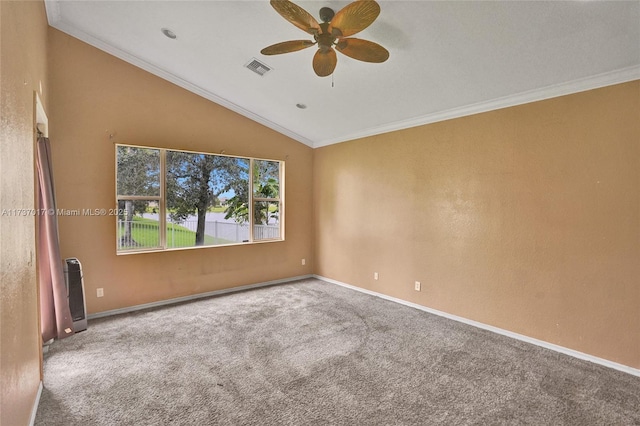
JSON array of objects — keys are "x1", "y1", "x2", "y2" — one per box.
[{"x1": 245, "y1": 58, "x2": 272, "y2": 76}]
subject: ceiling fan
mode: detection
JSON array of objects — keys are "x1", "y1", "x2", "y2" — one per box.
[{"x1": 261, "y1": 0, "x2": 389, "y2": 77}]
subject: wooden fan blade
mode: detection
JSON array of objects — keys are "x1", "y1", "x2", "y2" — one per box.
[
  {"x1": 336, "y1": 38, "x2": 389, "y2": 63},
  {"x1": 328, "y1": 0, "x2": 380, "y2": 37},
  {"x1": 313, "y1": 48, "x2": 337, "y2": 77},
  {"x1": 270, "y1": 0, "x2": 321, "y2": 35},
  {"x1": 261, "y1": 40, "x2": 315, "y2": 55}
]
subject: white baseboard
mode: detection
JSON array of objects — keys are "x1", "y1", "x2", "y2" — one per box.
[
  {"x1": 87, "y1": 275, "x2": 313, "y2": 320},
  {"x1": 85, "y1": 273, "x2": 639, "y2": 377},
  {"x1": 29, "y1": 381, "x2": 43, "y2": 426},
  {"x1": 314, "y1": 275, "x2": 640, "y2": 378}
]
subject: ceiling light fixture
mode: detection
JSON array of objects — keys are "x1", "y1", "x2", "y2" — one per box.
[
  {"x1": 261, "y1": 0, "x2": 389, "y2": 77},
  {"x1": 161, "y1": 28, "x2": 177, "y2": 40}
]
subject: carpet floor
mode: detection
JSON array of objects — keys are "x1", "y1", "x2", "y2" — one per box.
[{"x1": 35, "y1": 278, "x2": 640, "y2": 425}]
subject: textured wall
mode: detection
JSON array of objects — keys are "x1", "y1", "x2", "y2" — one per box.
[
  {"x1": 313, "y1": 81, "x2": 640, "y2": 369},
  {"x1": 48, "y1": 29, "x2": 314, "y2": 314},
  {"x1": 0, "y1": 1, "x2": 49, "y2": 424}
]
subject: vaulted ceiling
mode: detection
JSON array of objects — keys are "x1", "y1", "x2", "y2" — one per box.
[{"x1": 45, "y1": 0, "x2": 640, "y2": 148}]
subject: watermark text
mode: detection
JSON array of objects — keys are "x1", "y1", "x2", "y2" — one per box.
[{"x1": 1, "y1": 208, "x2": 128, "y2": 217}]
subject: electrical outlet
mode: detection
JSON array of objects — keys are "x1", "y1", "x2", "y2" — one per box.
[
  {"x1": 374, "y1": 272, "x2": 379, "y2": 280},
  {"x1": 301, "y1": 258, "x2": 306, "y2": 266},
  {"x1": 97, "y1": 288, "x2": 104, "y2": 297},
  {"x1": 414, "y1": 281, "x2": 421, "y2": 291}
]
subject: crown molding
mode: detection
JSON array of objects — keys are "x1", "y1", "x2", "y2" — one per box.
[
  {"x1": 47, "y1": 19, "x2": 315, "y2": 148},
  {"x1": 313, "y1": 66, "x2": 640, "y2": 148},
  {"x1": 44, "y1": 0, "x2": 61, "y2": 26},
  {"x1": 45, "y1": 2, "x2": 638, "y2": 150}
]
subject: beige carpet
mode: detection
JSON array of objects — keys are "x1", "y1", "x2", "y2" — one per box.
[{"x1": 36, "y1": 278, "x2": 640, "y2": 425}]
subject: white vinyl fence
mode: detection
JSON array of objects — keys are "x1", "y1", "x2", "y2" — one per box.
[{"x1": 118, "y1": 219, "x2": 280, "y2": 250}]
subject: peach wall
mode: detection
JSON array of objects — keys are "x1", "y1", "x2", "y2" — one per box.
[
  {"x1": 48, "y1": 29, "x2": 313, "y2": 314},
  {"x1": 0, "y1": 1, "x2": 49, "y2": 424},
  {"x1": 313, "y1": 81, "x2": 640, "y2": 369}
]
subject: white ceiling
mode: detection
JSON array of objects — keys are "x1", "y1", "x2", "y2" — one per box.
[{"x1": 45, "y1": 0, "x2": 640, "y2": 148}]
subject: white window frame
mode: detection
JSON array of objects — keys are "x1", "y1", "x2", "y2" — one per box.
[{"x1": 115, "y1": 144, "x2": 284, "y2": 254}]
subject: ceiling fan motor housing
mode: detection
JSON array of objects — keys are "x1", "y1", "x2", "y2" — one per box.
[{"x1": 315, "y1": 22, "x2": 336, "y2": 51}]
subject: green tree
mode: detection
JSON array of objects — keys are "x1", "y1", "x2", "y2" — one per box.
[
  {"x1": 225, "y1": 160, "x2": 279, "y2": 225},
  {"x1": 116, "y1": 146, "x2": 159, "y2": 246},
  {"x1": 167, "y1": 153, "x2": 249, "y2": 246}
]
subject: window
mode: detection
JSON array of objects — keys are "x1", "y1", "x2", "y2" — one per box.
[
  {"x1": 252, "y1": 160, "x2": 281, "y2": 241},
  {"x1": 116, "y1": 144, "x2": 283, "y2": 253}
]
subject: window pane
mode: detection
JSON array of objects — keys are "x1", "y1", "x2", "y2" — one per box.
[
  {"x1": 166, "y1": 217, "x2": 249, "y2": 247},
  {"x1": 253, "y1": 160, "x2": 280, "y2": 199},
  {"x1": 116, "y1": 146, "x2": 160, "y2": 196},
  {"x1": 217, "y1": 156, "x2": 250, "y2": 223},
  {"x1": 166, "y1": 152, "x2": 250, "y2": 247},
  {"x1": 116, "y1": 144, "x2": 284, "y2": 253},
  {"x1": 253, "y1": 201, "x2": 280, "y2": 240},
  {"x1": 116, "y1": 199, "x2": 161, "y2": 251}
]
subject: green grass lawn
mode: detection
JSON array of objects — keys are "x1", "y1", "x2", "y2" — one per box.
[{"x1": 119, "y1": 217, "x2": 234, "y2": 250}]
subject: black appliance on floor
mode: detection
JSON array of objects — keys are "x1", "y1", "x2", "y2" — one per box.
[{"x1": 64, "y1": 257, "x2": 88, "y2": 332}]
